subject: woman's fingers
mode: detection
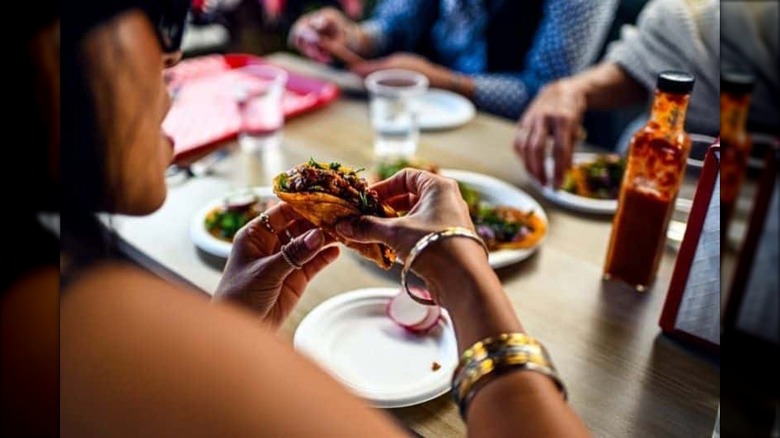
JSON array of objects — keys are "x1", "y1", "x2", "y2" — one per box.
[
  {"x1": 384, "y1": 193, "x2": 419, "y2": 213},
  {"x1": 334, "y1": 215, "x2": 396, "y2": 244},
  {"x1": 370, "y1": 168, "x2": 436, "y2": 200},
  {"x1": 263, "y1": 229, "x2": 328, "y2": 280},
  {"x1": 300, "y1": 246, "x2": 340, "y2": 282},
  {"x1": 233, "y1": 203, "x2": 307, "y2": 253}
]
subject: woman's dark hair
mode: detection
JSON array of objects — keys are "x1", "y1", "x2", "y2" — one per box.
[
  {"x1": 61, "y1": 8, "x2": 121, "y2": 265},
  {"x1": 61, "y1": 0, "x2": 189, "y2": 267},
  {"x1": 2, "y1": 5, "x2": 59, "y2": 290}
]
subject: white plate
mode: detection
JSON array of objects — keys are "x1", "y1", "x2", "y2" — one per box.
[
  {"x1": 190, "y1": 187, "x2": 277, "y2": 258},
  {"x1": 441, "y1": 169, "x2": 548, "y2": 268},
  {"x1": 418, "y1": 89, "x2": 476, "y2": 131},
  {"x1": 294, "y1": 288, "x2": 458, "y2": 408},
  {"x1": 529, "y1": 152, "x2": 619, "y2": 215}
]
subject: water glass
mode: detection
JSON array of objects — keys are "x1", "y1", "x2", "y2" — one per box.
[
  {"x1": 235, "y1": 64, "x2": 288, "y2": 152},
  {"x1": 365, "y1": 69, "x2": 428, "y2": 159}
]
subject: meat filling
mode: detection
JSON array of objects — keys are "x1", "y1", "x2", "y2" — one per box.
[{"x1": 280, "y1": 162, "x2": 385, "y2": 216}]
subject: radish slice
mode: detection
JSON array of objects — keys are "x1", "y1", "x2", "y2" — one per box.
[{"x1": 386, "y1": 288, "x2": 442, "y2": 333}]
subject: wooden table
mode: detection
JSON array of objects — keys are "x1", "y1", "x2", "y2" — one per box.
[{"x1": 113, "y1": 54, "x2": 720, "y2": 437}]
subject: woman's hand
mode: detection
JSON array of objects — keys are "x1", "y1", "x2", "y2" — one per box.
[
  {"x1": 515, "y1": 79, "x2": 587, "y2": 188},
  {"x1": 335, "y1": 169, "x2": 481, "y2": 280},
  {"x1": 214, "y1": 203, "x2": 340, "y2": 328}
]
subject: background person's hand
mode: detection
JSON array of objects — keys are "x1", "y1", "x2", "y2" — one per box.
[
  {"x1": 214, "y1": 203, "x2": 339, "y2": 328},
  {"x1": 350, "y1": 53, "x2": 451, "y2": 88},
  {"x1": 335, "y1": 169, "x2": 478, "y2": 276},
  {"x1": 288, "y1": 7, "x2": 359, "y2": 63},
  {"x1": 515, "y1": 79, "x2": 587, "y2": 188}
]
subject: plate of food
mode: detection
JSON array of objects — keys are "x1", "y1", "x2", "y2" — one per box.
[
  {"x1": 294, "y1": 287, "x2": 458, "y2": 408},
  {"x1": 190, "y1": 187, "x2": 279, "y2": 258},
  {"x1": 442, "y1": 170, "x2": 548, "y2": 268},
  {"x1": 531, "y1": 152, "x2": 625, "y2": 215}
]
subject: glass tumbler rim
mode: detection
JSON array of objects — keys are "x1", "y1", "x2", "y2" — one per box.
[{"x1": 365, "y1": 69, "x2": 429, "y2": 97}]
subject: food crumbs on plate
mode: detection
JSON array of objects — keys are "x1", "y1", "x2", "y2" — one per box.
[{"x1": 432, "y1": 361, "x2": 441, "y2": 371}]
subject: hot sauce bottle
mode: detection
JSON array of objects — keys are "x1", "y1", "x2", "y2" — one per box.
[
  {"x1": 604, "y1": 71, "x2": 695, "y2": 291},
  {"x1": 719, "y1": 73, "x2": 755, "y2": 241}
]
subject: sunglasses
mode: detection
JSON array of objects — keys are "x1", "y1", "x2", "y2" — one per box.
[{"x1": 144, "y1": 0, "x2": 190, "y2": 53}]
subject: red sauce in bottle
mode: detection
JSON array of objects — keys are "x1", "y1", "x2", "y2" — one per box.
[{"x1": 604, "y1": 72, "x2": 694, "y2": 291}]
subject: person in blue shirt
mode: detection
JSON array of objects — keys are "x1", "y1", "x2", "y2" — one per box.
[{"x1": 290, "y1": 0, "x2": 617, "y2": 119}]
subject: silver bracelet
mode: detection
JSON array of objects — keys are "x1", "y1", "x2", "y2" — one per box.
[{"x1": 401, "y1": 227, "x2": 489, "y2": 305}]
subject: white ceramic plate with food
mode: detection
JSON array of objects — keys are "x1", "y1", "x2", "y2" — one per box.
[
  {"x1": 190, "y1": 187, "x2": 277, "y2": 258},
  {"x1": 529, "y1": 152, "x2": 621, "y2": 215},
  {"x1": 441, "y1": 169, "x2": 548, "y2": 269},
  {"x1": 294, "y1": 288, "x2": 458, "y2": 408},
  {"x1": 418, "y1": 89, "x2": 476, "y2": 131}
]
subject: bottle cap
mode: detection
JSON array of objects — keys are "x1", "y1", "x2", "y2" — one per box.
[
  {"x1": 721, "y1": 71, "x2": 755, "y2": 95},
  {"x1": 656, "y1": 71, "x2": 695, "y2": 94}
]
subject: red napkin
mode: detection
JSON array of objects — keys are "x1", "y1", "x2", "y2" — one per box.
[{"x1": 163, "y1": 54, "x2": 339, "y2": 164}]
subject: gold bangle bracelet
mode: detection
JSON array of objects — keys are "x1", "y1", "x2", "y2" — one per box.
[
  {"x1": 454, "y1": 333, "x2": 544, "y2": 375},
  {"x1": 453, "y1": 342, "x2": 548, "y2": 396},
  {"x1": 401, "y1": 227, "x2": 488, "y2": 305},
  {"x1": 452, "y1": 333, "x2": 567, "y2": 420}
]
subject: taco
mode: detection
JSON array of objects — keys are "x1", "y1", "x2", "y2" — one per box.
[
  {"x1": 273, "y1": 159, "x2": 397, "y2": 269},
  {"x1": 472, "y1": 204, "x2": 547, "y2": 251}
]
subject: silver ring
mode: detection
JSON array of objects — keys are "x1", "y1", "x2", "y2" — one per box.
[
  {"x1": 259, "y1": 212, "x2": 276, "y2": 235},
  {"x1": 280, "y1": 243, "x2": 303, "y2": 270}
]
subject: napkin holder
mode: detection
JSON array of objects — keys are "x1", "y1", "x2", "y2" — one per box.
[{"x1": 659, "y1": 144, "x2": 721, "y2": 352}]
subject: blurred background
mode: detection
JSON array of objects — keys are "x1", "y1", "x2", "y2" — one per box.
[{"x1": 185, "y1": 0, "x2": 650, "y2": 149}]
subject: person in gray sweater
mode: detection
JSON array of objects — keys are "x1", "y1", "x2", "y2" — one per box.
[{"x1": 515, "y1": 0, "x2": 719, "y2": 187}]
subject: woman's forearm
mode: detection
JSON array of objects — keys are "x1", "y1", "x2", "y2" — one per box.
[
  {"x1": 417, "y1": 238, "x2": 523, "y2": 351},
  {"x1": 416, "y1": 239, "x2": 591, "y2": 437}
]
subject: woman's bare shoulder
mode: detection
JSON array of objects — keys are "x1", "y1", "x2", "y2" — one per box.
[
  {"x1": 62, "y1": 261, "x2": 232, "y2": 326},
  {"x1": 61, "y1": 261, "x2": 260, "y2": 352},
  {"x1": 63, "y1": 261, "x2": 197, "y2": 302},
  {"x1": 60, "y1": 262, "x2": 405, "y2": 437}
]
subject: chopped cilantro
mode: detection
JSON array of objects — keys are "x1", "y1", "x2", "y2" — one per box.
[
  {"x1": 278, "y1": 173, "x2": 289, "y2": 191},
  {"x1": 329, "y1": 162, "x2": 341, "y2": 170},
  {"x1": 358, "y1": 192, "x2": 369, "y2": 211}
]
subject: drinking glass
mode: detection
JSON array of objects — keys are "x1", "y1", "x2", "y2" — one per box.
[
  {"x1": 365, "y1": 69, "x2": 428, "y2": 159},
  {"x1": 235, "y1": 64, "x2": 288, "y2": 152}
]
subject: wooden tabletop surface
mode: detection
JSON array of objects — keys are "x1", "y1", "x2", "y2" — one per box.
[{"x1": 112, "y1": 53, "x2": 720, "y2": 437}]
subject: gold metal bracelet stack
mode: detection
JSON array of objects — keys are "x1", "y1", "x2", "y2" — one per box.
[
  {"x1": 401, "y1": 227, "x2": 489, "y2": 305},
  {"x1": 452, "y1": 333, "x2": 567, "y2": 419}
]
